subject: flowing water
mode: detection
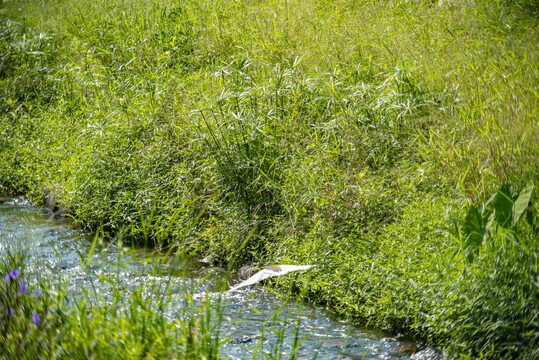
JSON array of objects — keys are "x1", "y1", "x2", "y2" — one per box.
[{"x1": 0, "y1": 198, "x2": 442, "y2": 360}]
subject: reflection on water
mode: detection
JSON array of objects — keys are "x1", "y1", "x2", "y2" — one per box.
[{"x1": 0, "y1": 199, "x2": 442, "y2": 359}]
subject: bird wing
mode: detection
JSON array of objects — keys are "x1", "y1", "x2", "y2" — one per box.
[{"x1": 227, "y1": 265, "x2": 316, "y2": 293}]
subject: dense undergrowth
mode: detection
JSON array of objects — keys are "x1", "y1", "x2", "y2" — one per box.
[{"x1": 1, "y1": 0, "x2": 538, "y2": 358}]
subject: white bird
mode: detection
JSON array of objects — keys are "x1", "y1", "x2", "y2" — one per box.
[{"x1": 227, "y1": 265, "x2": 316, "y2": 293}]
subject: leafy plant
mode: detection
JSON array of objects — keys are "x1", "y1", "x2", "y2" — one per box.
[{"x1": 459, "y1": 183, "x2": 535, "y2": 261}]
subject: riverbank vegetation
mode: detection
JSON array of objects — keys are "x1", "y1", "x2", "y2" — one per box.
[
  {"x1": 1, "y1": 0, "x2": 538, "y2": 358},
  {"x1": 0, "y1": 245, "x2": 224, "y2": 359}
]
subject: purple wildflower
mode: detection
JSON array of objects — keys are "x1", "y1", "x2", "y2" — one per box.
[
  {"x1": 32, "y1": 312, "x2": 40, "y2": 326},
  {"x1": 4, "y1": 272, "x2": 10, "y2": 282},
  {"x1": 109, "y1": 338, "x2": 117, "y2": 345},
  {"x1": 20, "y1": 283, "x2": 28, "y2": 295},
  {"x1": 35, "y1": 289, "x2": 43, "y2": 298},
  {"x1": 6, "y1": 307, "x2": 14, "y2": 316},
  {"x1": 9, "y1": 269, "x2": 20, "y2": 280}
]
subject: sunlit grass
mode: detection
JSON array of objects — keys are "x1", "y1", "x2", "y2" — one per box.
[
  {"x1": 0, "y1": 242, "x2": 225, "y2": 359},
  {"x1": 1, "y1": 0, "x2": 538, "y2": 358}
]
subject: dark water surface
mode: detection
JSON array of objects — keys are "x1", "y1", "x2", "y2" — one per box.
[{"x1": 0, "y1": 199, "x2": 442, "y2": 360}]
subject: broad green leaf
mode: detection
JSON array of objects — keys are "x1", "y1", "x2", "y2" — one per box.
[
  {"x1": 493, "y1": 184, "x2": 513, "y2": 226},
  {"x1": 512, "y1": 184, "x2": 533, "y2": 226}
]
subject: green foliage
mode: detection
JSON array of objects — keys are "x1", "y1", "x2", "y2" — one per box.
[
  {"x1": 459, "y1": 183, "x2": 536, "y2": 260},
  {"x1": 0, "y1": 247, "x2": 223, "y2": 359},
  {"x1": 1, "y1": 0, "x2": 538, "y2": 358},
  {"x1": 440, "y1": 184, "x2": 539, "y2": 359},
  {"x1": 0, "y1": 250, "x2": 66, "y2": 358},
  {"x1": 273, "y1": 184, "x2": 539, "y2": 359}
]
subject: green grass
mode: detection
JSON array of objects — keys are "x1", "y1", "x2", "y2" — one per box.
[
  {"x1": 1, "y1": 0, "x2": 538, "y2": 358},
  {"x1": 0, "y1": 245, "x2": 224, "y2": 359}
]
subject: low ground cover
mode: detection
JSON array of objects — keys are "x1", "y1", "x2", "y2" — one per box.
[{"x1": 1, "y1": 0, "x2": 538, "y2": 358}]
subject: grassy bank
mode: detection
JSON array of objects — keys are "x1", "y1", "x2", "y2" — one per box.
[{"x1": 1, "y1": 0, "x2": 538, "y2": 358}]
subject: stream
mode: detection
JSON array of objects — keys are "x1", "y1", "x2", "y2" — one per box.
[{"x1": 0, "y1": 198, "x2": 442, "y2": 360}]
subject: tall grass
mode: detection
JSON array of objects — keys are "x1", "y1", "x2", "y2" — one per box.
[{"x1": 1, "y1": 0, "x2": 538, "y2": 357}]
